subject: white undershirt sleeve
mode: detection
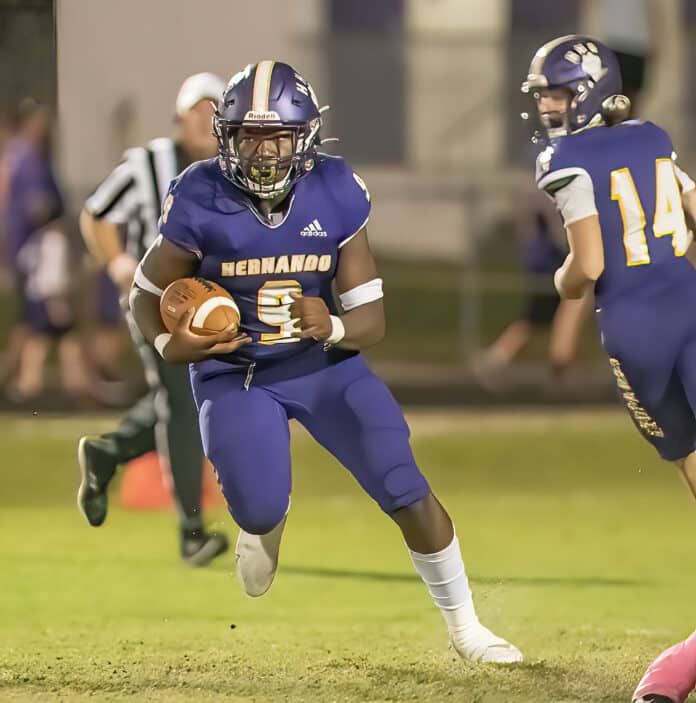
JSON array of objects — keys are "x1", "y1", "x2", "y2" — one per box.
[
  {"x1": 674, "y1": 163, "x2": 696, "y2": 194},
  {"x1": 539, "y1": 168, "x2": 598, "y2": 226}
]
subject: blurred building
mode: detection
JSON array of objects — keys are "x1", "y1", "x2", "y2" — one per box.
[{"x1": 54, "y1": 0, "x2": 692, "y2": 262}]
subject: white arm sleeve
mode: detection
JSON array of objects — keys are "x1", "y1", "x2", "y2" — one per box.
[
  {"x1": 674, "y1": 163, "x2": 696, "y2": 194},
  {"x1": 538, "y1": 168, "x2": 598, "y2": 226}
]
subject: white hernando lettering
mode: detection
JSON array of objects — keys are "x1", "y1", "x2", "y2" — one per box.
[{"x1": 221, "y1": 254, "x2": 332, "y2": 277}]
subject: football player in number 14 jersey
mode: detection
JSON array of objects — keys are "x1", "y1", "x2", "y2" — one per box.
[
  {"x1": 522, "y1": 36, "x2": 696, "y2": 702},
  {"x1": 130, "y1": 61, "x2": 522, "y2": 664}
]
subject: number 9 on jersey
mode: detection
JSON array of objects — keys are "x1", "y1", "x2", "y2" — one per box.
[{"x1": 257, "y1": 280, "x2": 303, "y2": 345}]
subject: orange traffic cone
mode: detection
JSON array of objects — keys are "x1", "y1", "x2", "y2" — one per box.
[
  {"x1": 119, "y1": 453, "x2": 225, "y2": 510},
  {"x1": 120, "y1": 451, "x2": 173, "y2": 510}
]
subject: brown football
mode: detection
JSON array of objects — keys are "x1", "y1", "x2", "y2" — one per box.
[{"x1": 160, "y1": 277, "x2": 240, "y2": 336}]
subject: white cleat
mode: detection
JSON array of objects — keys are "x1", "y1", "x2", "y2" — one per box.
[
  {"x1": 450, "y1": 622, "x2": 524, "y2": 664},
  {"x1": 235, "y1": 515, "x2": 287, "y2": 597}
]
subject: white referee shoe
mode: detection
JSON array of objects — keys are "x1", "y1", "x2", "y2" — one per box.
[
  {"x1": 235, "y1": 514, "x2": 287, "y2": 597},
  {"x1": 450, "y1": 622, "x2": 524, "y2": 664}
]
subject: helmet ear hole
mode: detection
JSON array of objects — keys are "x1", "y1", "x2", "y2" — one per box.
[{"x1": 601, "y1": 94, "x2": 631, "y2": 126}]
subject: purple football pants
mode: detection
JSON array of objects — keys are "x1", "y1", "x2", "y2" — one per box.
[
  {"x1": 191, "y1": 355, "x2": 430, "y2": 534},
  {"x1": 598, "y1": 285, "x2": 696, "y2": 461}
]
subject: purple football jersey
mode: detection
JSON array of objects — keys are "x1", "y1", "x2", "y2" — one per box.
[
  {"x1": 538, "y1": 121, "x2": 696, "y2": 461},
  {"x1": 159, "y1": 154, "x2": 371, "y2": 379},
  {"x1": 537, "y1": 121, "x2": 696, "y2": 308}
]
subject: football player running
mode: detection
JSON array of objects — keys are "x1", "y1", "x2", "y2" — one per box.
[
  {"x1": 521, "y1": 36, "x2": 696, "y2": 701},
  {"x1": 522, "y1": 36, "x2": 696, "y2": 490},
  {"x1": 130, "y1": 61, "x2": 522, "y2": 664}
]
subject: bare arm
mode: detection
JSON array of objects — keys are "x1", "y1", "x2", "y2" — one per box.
[
  {"x1": 554, "y1": 214, "x2": 605, "y2": 300},
  {"x1": 290, "y1": 228, "x2": 385, "y2": 350},
  {"x1": 80, "y1": 209, "x2": 123, "y2": 265},
  {"x1": 669, "y1": 162, "x2": 696, "y2": 266},
  {"x1": 81, "y1": 159, "x2": 142, "y2": 289},
  {"x1": 129, "y1": 236, "x2": 250, "y2": 362},
  {"x1": 334, "y1": 228, "x2": 385, "y2": 349},
  {"x1": 129, "y1": 235, "x2": 198, "y2": 342},
  {"x1": 80, "y1": 209, "x2": 137, "y2": 291}
]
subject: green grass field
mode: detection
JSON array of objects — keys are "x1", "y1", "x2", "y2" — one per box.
[{"x1": 1, "y1": 410, "x2": 695, "y2": 702}]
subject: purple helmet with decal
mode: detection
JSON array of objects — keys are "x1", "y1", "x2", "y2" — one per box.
[
  {"x1": 521, "y1": 35, "x2": 629, "y2": 142},
  {"x1": 213, "y1": 61, "x2": 323, "y2": 199}
]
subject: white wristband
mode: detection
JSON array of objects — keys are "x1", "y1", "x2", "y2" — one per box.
[
  {"x1": 107, "y1": 253, "x2": 138, "y2": 287},
  {"x1": 326, "y1": 315, "x2": 345, "y2": 345},
  {"x1": 154, "y1": 332, "x2": 172, "y2": 358}
]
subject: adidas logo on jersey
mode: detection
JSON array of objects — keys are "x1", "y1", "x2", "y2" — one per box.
[{"x1": 300, "y1": 219, "x2": 328, "y2": 238}]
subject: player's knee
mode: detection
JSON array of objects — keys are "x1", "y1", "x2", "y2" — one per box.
[
  {"x1": 374, "y1": 462, "x2": 430, "y2": 514},
  {"x1": 230, "y1": 497, "x2": 288, "y2": 535},
  {"x1": 207, "y1": 457, "x2": 289, "y2": 534}
]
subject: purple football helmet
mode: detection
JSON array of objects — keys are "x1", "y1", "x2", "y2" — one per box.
[
  {"x1": 213, "y1": 61, "x2": 323, "y2": 199},
  {"x1": 521, "y1": 35, "x2": 629, "y2": 142}
]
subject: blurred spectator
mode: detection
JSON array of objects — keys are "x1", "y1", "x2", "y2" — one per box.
[
  {"x1": 473, "y1": 179, "x2": 592, "y2": 390},
  {"x1": 0, "y1": 99, "x2": 89, "y2": 401}
]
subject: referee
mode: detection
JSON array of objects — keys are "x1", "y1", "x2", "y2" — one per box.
[{"x1": 77, "y1": 73, "x2": 227, "y2": 567}]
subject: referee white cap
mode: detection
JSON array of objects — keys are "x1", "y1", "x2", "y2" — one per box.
[{"x1": 175, "y1": 72, "x2": 225, "y2": 117}]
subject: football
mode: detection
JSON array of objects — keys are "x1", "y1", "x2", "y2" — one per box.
[{"x1": 160, "y1": 277, "x2": 240, "y2": 336}]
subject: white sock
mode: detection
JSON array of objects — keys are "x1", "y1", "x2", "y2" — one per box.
[{"x1": 408, "y1": 532, "x2": 478, "y2": 631}]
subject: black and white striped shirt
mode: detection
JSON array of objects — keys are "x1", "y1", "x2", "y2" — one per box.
[{"x1": 85, "y1": 138, "x2": 185, "y2": 260}]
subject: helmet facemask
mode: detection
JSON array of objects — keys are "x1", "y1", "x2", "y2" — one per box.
[
  {"x1": 521, "y1": 84, "x2": 574, "y2": 143},
  {"x1": 214, "y1": 117, "x2": 321, "y2": 200}
]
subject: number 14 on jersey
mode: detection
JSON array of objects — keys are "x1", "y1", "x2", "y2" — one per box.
[{"x1": 611, "y1": 158, "x2": 691, "y2": 266}]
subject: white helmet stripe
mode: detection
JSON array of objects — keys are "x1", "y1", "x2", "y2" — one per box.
[
  {"x1": 528, "y1": 34, "x2": 579, "y2": 76},
  {"x1": 252, "y1": 61, "x2": 275, "y2": 113}
]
